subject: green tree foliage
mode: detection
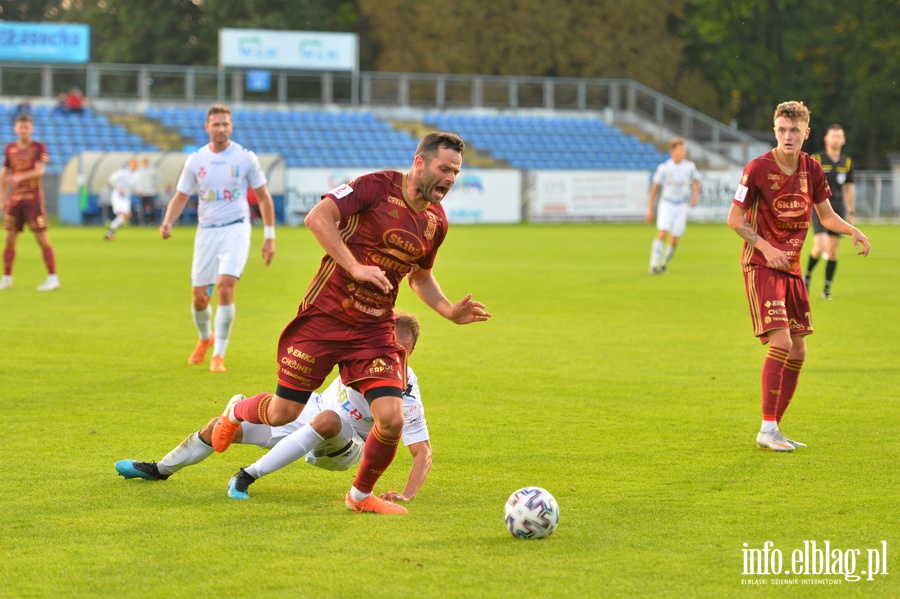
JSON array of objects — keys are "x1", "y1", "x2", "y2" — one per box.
[
  {"x1": 682, "y1": 0, "x2": 899, "y2": 167},
  {"x1": 3, "y1": 0, "x2": 895, "y2": 164},
  {"x1": 357, "y1": 0, "x2": 719, "y2": 112}
]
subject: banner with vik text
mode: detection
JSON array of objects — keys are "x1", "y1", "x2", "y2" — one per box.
[{"x1": 219, "y1": 28, "x2": 358, "y2": 71}]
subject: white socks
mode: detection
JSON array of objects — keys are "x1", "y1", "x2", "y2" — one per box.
[
  {"x1": 109, "y1": 215, "x2": 126, "y2": 232},
  {"x1": 760, "y1": 420, "x2": 778, "y2": 433},
  {"x1": 663, "y1": 245, "x2": 676, "y2": 267},
  {"x1": 245, "y1": 425, "x2": 324, "y2": 479},
  {"x1": 213, "y1": 304, "x2": 235, "y2": 357},
  {"x1": 650, "y1": 239, "x2": 664, "y2": 269},
  {"x1": 349, "y1": 486, "x2": 371, "y2": 502},
  {"x1": 157, "y1": 432, "x2": 215, "y2": 475},
  {"x1": 192, "y1": 305, "x2": 212, "y2": 340}
]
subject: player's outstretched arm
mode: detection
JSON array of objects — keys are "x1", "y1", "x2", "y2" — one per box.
[
  {"x1": 253, "y1": 184, "x2": 276, "y2": 266},
  {"x1": 381, "y1": 440, "x2": 432, "y2": 502},
  {"x1": 160, "y1": 191, "x2": 191, "y2": 239},
  {"x1": 408, "y1": 268, "x2": 491, "y2": 324},
  {"x1": 815, "y1": 200, "x2": 870, "y2": 256}
]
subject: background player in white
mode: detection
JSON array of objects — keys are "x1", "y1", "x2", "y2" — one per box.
[
  {"x1": 104, "y1": 157, "x2": 138, "y2": 240},
  {"x1": 159, "y1": 104, "x2": 276, "y2": 373},
  {"x1": 646, "y1": 137, "x2": 701, "y2": 274},
  {"x1": 115, "y1": 313, "x2": 431, "y2": 503}
]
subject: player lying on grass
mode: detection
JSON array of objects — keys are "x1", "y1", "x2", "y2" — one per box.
[{"x1": 115, "y1": 313, "x2": 431, "y2": 503}]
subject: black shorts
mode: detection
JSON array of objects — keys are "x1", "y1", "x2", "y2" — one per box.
[{"x1": 811, "y1": 200, "x2": 846, "y2": 237}]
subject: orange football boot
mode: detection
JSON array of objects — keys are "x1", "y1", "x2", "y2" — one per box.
[
  {"x1": 188, "y1": 334, "x2": 214, "y2": 365},
  {"x1": 345, "y1": 492, "x2": 408, "y2": 514}
]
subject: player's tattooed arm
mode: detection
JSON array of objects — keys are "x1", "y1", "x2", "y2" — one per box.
[{"x1": 735, "y1": 224, "x2": 759, "y2": 246}]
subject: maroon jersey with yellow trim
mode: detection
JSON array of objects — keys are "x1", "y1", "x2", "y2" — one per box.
[
  {"x1": 732, "y1": 151, "x2": 831, "y2": 277},
  {"x1": 3, "y1": 140, "x2": 49, "y2": 203},
  {"x1": 301, "y1": 170, "x2": 449, "y2": 326}
]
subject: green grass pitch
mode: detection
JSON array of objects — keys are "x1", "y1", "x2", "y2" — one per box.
[{"x1": 1, "y1": 222, "x2": 897, "y2": 598}]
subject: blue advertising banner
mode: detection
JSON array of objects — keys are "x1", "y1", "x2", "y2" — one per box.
[{"x1": 0, "y1": 22, "x2": 90, "y2": 63}]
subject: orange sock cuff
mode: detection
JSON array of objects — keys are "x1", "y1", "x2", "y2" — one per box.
[
  {"x1": 766, "y1": 346, "x2": 790, "y2": 364},
  {"x1": 372, "y1": 425, "x2": 401, "y2": 446},
  {"x1": 784, "y1": 359, "x2": 804, "y2": 372}
]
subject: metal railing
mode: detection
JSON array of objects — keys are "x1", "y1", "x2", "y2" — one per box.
[
  {"x1": 0, "y1": 61, "x2": 762, "y2": 162},
  {"x1": 4, "y1": 62, "x2": 895, "y2": 221}
]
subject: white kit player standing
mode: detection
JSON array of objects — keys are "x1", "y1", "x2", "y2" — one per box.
[
  {"x1": 646, "y1": 137, "x2": 701, "y2": 274},
  {"x1": 160, "y1": 104, "x2": 277, "y2": 372}
]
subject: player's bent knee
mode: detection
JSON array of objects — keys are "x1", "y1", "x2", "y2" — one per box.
[{"x1": 310, "y1": 410, "x2": 342, "y2": 438}]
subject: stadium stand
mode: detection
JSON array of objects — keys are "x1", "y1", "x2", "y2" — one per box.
[
  {"x1": 2, "y1": 103, "x2": 666, "y2": 172},
  {"x1": 145, "y1": 108, "x2": 666, "y2": 171},
  {"x1": 0, "y1": 105, "x2": 156, "y2": 174},
  {"x1": 423, "y1": 113, "x2": 667, "y2": 170},
  {"x1": 146, "y1": 108, "x2": 421, "y2": 168}
]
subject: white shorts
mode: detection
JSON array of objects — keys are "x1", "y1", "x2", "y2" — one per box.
[
  {"x1": 656, "y1": 200, "x2": 689, "y2": 237},
  {"x1": 239, "y1": 397, "x2": 365, "y2": 472},
  {"x1": 191, "y1": 221, "x2": 251, "y2": 287},
  {"x1": 111, "y1": 193, "x2": 132, "y2": 216}
]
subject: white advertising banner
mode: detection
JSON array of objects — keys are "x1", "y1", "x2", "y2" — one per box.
[
  {"x1": 527, "y1": 170, "x2": 651, "y2": 222},
  {"x1": 285, "y1": 168, "x2": 521, "y2": 226},
  {"x1": 693, "y1": 170, "x2": 744, "y2": 221},
  {"x1": 219, "y1": 28, "x2": 358, "y2": 71},
  {"x1": 526, "y1": 169, "x2": 742, "y2": 222}
]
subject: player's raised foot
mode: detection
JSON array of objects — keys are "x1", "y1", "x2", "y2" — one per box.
[
  {"x1": 0, "y1": 277, "x2": 11, "y2": 290},
  {"x1": 210, "y1": 355, "x2": 227, "y2": 373},
  {"x1": 821, "y1": 290, "x2": 832, "y2": 301},
  {"x1": 187, "y1": 334, "x2": 214, "y2": 365},
  {"x1": 783, "y1": 435, "x2": 808, "y2": 449},
  {"x1": 227, "y1": 468, "x2": 256, "y2": 499},
  {"x1": 345, "y1": 492, "x2": 408, "y2": 514},
  {"x1": 115, "y1": 460, "x2": 170, "y2": 481},
  {"x1": 36, "y1": 277, "x2": 60, "y2": 291},
  {"x1": 756, "y1": 430, "x2": 795, "y2": 452},
  {"x1": 211, "y1": 394, "x2": 244, "y2": 453}
]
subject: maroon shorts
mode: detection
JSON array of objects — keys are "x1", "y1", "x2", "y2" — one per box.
[
  {"x1": 4, "y1": 200, "x2": 49, "y2": 233},
  {"x1": 743, "y1": 266, "x2": 812, "y2": 344},
  {"x1": 275, "y1": 307, "x2": 407, "y2": 393}
]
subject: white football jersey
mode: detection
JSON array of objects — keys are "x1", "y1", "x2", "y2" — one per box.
[
  {"x1": 108, "y1": 167, "x2": 137, "y2": 203},
  {"x1": 176, "y1": 141, "x2": 266, "y2": 226},
  {"x1": 316, "y1": 366, "x2": 429, "y2": 446},
  {"x1": 652, "y1": 158, "x2": 700, "y2": 204}
]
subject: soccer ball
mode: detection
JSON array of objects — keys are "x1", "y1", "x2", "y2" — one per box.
[{"x1": 504, "y1": 486, "x2": 560, "y2": 539}]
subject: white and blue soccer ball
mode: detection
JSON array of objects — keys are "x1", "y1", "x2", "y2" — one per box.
[{"x1": 504, "y1": 486, "x2": 560, "y2": 539}]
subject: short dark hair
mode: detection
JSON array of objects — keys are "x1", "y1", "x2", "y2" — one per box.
[
  {"x1": 825, "y1": 124, "x2": 844, "y2": 134},
  {"x1": 207, "y1": 104, "x2": 232, "y2": 121},
  {"x1": 14, "y1": 113, "x2": 33, "y2": 124},
  {"x1": 416, "y1": 132, "x2": 465, "y2": 159}
]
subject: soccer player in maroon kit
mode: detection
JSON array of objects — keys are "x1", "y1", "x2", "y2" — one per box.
[
  {"x1": 1, "y1": 114, "x2": 59, "y2": 291},
  {"x1": 211, "y1": 132, "x2": 490, "y2": 513},
  {"x1": 727, "y1": 101, "x2": 870, "y2": 452}
]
